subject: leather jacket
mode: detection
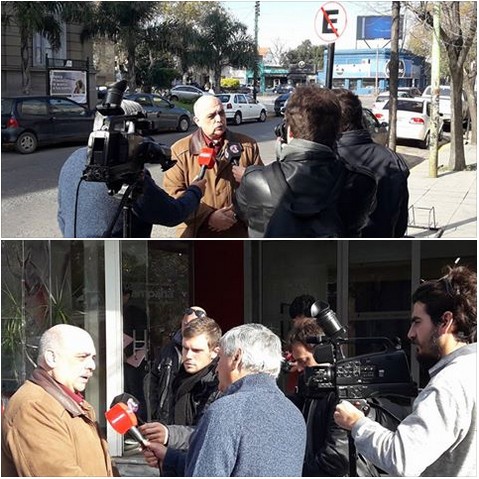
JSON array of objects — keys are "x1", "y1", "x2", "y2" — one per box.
[{"x1": 235, "y1": 138, "x2": 376, "y2": 238}]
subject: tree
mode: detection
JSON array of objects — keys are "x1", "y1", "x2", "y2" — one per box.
[
  {"x1": 82, "y1": 2, "x2": 161, "y2": 92},
  {"x1": 388, "y1": 1, "x2": 401, "y2": 151},
  {"x1": 463, "y1": 48, "x2": 477, "y2": 145},
  {"x1": 194, "y1": 5, "x2": 256, "y2": 91},
  {"x1": 407, "y1": 2, "x2": 477, "y2": 171},
  {"x1": 269, "y1": 38, "x2": 288, "y2": 66},
  {"x1": 284, "y1": 40, "x2": 325, "y2": 70},
  {"x1": 1, "y1": 2, "x2": 65, "y2": 94}
]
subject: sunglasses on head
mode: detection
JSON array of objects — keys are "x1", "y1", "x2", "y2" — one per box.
[{"x1": 184, "y1": 308, "x2": 206, "y2": 318}]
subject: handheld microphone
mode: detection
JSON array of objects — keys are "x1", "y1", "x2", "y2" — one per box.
[
  {"x1": 195, "y1": 147, "x2": 216, "y2": 180},
  {"x1": 105, "y1": 402, "x2": 148, "y2": 447},
  {"x1": 224, "y1": 142, "x2": 243, "y2": 166},
  {"x1": 109, "y1": 393, "x2": 144, "y2": 425}
]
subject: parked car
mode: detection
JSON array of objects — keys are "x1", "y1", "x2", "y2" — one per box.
[
  {"x1": 374, "y1": 98, "x2": 443, "y2": 149},
  {"x1": 372, "y1": 87, "x2": 423, "y2": 111},
  {"x1": 125, "y1": 93, "x2": 192, "y2": 132},
  {"x1": 167, "y1": 85, "x2": 205, "y2": 102},
  {"x1": 1, "y1": 96, "x2": 94, "y2": 154},
  {"x1": 362, "y1": 107, "x2": 388, "y2": 146},
  {"x1": 422, "y1": 85, "x2": 469, "y2": 124},
  {"x1": 274, "y1": 92, "x2": 292, "y2": 116},
  {"x1": 273, "y1": 84, "x2": 294, "y2": 95},
  {"x1": 216, "y1": 93, "x2": 267, "y2": 125}
]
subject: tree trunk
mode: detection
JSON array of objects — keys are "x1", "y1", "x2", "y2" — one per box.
[
  {"x1": 463, "y1": 61, "x2": 477, "y2": 145},
  {"x1": 20, "y1": 33, "x2": 31, "y2": 95},
  {"x1": 448, "y1": 58, "x2": 466, "y2": 171}
]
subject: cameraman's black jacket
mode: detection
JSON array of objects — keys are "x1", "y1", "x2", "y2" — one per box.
[
  {"x1": 234, "y1": 138, "x2": 376, "y2": 238},
  {"x1": 302, "y1": 391, "x2": 411, "y2": 477}
]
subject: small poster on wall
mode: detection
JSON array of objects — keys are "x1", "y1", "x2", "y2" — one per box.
[{"x1": 49, "y1": 69, "x2": 87, "y2": 104}]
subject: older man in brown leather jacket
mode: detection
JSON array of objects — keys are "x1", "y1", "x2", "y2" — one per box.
[
  {"x1": 164, "y1": 94, "x2": 263, "y2": 237},
  {"x1": 1, "y1": 324, "x2": 115, "y2": 477}
]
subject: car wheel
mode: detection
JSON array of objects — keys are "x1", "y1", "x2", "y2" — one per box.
[
  {"x1": 15, "y1": 131, "x2": 38, "y2": 154},
  {"x1": 419, "y1": 131, "x2": 430, "y2": 149},
  {"x1": 177, "y1": 116, "x2": 190, "y2": 132},
  {"x1": 234, "y1": 111, "x2": 242, "y2": 125},
  {"x1": 258, "y1": 110, "x2": 267, "y2": 122},
  {"x1": 170, "y1": 95, "x2": 179, "y2": 102}
]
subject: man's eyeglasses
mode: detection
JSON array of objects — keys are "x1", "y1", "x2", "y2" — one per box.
[{"x1": 184, "y1": 308, "x2": 206, "y2": 318}]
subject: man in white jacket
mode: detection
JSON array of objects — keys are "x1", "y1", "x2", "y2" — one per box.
[{"x1": 334, "y1": 265, "x2": 477, "y2": 477}]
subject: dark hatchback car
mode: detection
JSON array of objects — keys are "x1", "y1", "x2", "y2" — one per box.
[
  {"x1": 125, "y1": 93, "x2": 192, "y2": 133},
  {"x1": 2, "y1": 96, "x2": 94, "y2": 154},
  {"x1": 274, "y1": 92, "x2": 292, "y2": 116}
]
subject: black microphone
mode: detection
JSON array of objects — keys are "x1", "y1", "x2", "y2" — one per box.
[
  {"x1": 224, "y1": 142, "x2": 243, "y2": 166},
  {"x1": 110, "y1": 392, "x2": 145, "y2": 425}
]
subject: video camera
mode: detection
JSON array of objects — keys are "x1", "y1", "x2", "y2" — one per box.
[
  {"x1": 83, "y1": 80, "x2": 176, "y2": 195},
  {"x1": 303, "y1": 300, "x2": 418, "y2": 402}
]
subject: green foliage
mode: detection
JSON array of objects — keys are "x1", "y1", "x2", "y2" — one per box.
[
  {"x1": 221, "y1": 78, "x2": 240, "y2": 90},
  {"x1": 284, "y1": 40, "x2": 325, "y2": 69}
]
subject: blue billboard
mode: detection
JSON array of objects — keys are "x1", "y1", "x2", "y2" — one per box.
[{"x1": 356, "y1": 16, "x2": 403, "y2": 40}]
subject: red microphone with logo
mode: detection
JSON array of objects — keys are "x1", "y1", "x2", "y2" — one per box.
[
  {"x1": 194, "y1": 147, "x2": 216, "y2": 180},
  {"x1": 105, "y1": 401, "x2": 148, "y2": 447}
]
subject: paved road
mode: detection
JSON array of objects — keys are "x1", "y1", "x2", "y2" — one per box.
[{"x1": 1, "y1": 98, "x2": 436, "y2": 238}]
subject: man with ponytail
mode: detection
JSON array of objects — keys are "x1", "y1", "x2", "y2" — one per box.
[{"x1": 334, "y1": 264, "x2": 477, "y2": 477}]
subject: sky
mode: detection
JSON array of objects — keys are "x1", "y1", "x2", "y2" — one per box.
[{"x1": 222, "y1": 1, "x2": 393, "y2": 50}]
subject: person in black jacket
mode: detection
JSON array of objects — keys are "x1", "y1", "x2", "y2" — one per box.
[
  {"x1": 334, "y1": 88, "x2": 410, "y2": 237},
  {"x1": 149, "y1": 306, "x2": 207, "y2": 424},
  {"x1": 141, "y1": 316, "x2": 222, "y2": 461},
  {"x1": 234, "y1": 85, "x2": 376, "y2": 238}
]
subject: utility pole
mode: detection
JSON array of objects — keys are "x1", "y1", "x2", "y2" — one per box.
[
  {"x1": 388, "y1": 1, "x2": 400, "y2": 151},
  {"x1": 253, "y1": 1, "x2": 260, "y2": 101},
  {"x1": 428, "y1": 2, "x2": 441, "y2": 178}
]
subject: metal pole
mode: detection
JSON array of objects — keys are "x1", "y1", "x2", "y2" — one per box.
[
  {"x1": 253, "y1": 1, "x2": 260, "y2": 100},
  {"x1": 326, "y1": 43, "x2": 335, "y2": 89}
]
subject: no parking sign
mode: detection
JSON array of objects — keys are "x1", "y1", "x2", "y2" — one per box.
[{"x1": 314, "y1": 2, "x2": 348, "y2": 43}]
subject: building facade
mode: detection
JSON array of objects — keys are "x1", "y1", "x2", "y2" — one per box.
[
  {"x1": 1, "y1": 15, "x2": 97, "y2": 108},
  {"x1": 317, "y1": 48, "x2": 427, "y2": 94}
]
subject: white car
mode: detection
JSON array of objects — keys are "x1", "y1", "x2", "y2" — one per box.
[
  {"x1": 372, "y1": 87, "x2": 423, "y2": 111},
  {"x1": 422, "y1": 85, "x2": 469, "y2": 123},
  {"x1": 216, "y1": 93, "x2": 267, "y2": 125},
  {"x1": 374, "y1": 98, "x2": 443, "y2": 149}
]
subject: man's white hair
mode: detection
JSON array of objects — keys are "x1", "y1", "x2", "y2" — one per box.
[{"x1": 220, "y1": 324, "x2": 283, "y2": 378}]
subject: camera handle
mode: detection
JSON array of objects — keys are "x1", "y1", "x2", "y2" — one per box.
[{"x1": 103, "y1": 181, "x2": 141, "y2": 238}]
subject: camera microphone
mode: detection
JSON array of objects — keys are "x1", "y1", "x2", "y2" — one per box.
[
  {"x1": 195, "y1": 147, "x2": 216, "y2": 180},
  {"x1": 105, "y1": 402, "x2": 148, "y2": 447},
  {"x1": 224, "y1": 142, "x2": 243, "y2": 166}
]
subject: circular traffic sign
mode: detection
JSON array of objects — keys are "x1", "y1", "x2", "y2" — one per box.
[{"x1": 314, "y1": 2, "x2": 348, "y2": 43}]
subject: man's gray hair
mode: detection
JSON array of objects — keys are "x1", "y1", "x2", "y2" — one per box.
[{"x1": 220, "y1": 324, "x2": 283, "y2": 378}]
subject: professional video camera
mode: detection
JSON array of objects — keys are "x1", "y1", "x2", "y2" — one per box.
[
  {"x1": 83, "y1": 80, "x2": 176, "y2": 195},
  {"x1": 303, "y1": 300, "x2": 418, "y2": 402}
]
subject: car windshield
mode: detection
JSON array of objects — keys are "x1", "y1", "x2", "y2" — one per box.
[
  {"x1": 385, "y1": 99, "x2": 425, "y2": 113},
  {"x1": 424, "y1": 86, "x2": 451, "y2": 97},
  {"x1": 216, "y1": 94, "x2": 231, "y2": 103}
]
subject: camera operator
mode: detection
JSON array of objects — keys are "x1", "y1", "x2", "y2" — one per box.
[
  {"x1": 288, "y1": 318, "x2": 381, "y2": 477},
  {"x1": 334, "y1": 265, "x2": 477, "y2": 477},
  {"x1": 58, "y1": 99, "x2": 206, "y2": 238}
]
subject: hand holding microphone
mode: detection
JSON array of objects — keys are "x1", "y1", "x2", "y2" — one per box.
[
  {"x1": 194, "y1": 147, "x2": 216, "y2": 180},
  {"x1": 225, "y1": 142, "x2": 245, "y2": 183}
]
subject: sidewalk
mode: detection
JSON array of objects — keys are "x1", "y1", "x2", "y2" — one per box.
[{"x1": 406, "y1": 141, "x2": 477, "y2": 238}]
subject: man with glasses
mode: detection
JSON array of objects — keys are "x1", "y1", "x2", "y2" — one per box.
[{"x1": 150, "y1": 306, "x2": 207, "y2": 424}]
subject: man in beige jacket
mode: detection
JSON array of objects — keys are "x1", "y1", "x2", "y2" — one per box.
[
  {"x1": 1, "y1": 324, "x2": 115, "y2": 476},
  {"x1": 164, "y1": 94, "x2": 263, "y2": 237}
]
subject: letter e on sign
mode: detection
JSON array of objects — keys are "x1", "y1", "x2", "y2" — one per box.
[{"x1": 314, "y1": 2, "x2": 348, "y2": 43}]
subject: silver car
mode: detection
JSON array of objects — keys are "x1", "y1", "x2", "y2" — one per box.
[{"x1": 168, "y1": 85, "x2": 205, "y2": 102}]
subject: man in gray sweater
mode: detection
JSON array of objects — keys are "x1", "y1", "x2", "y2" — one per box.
[
  {"x1": 334, "y1": 265, "x2": 477, "y2": 476},
  {"x1": 143, "y1": 323, "x2": 307, "y2": 476}
]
